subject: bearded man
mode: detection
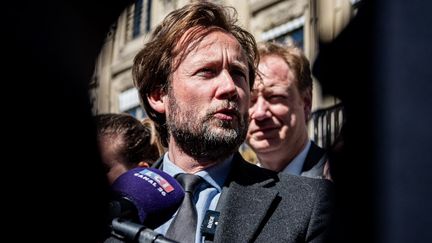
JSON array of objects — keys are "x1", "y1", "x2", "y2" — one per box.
[{"x1": 132, "y1": 2, "x2": 333, "y2": 243}]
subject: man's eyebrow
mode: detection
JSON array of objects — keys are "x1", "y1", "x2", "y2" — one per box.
[
  {"x1": 230, "y1": 60, "x2": 248, "y2": 71},
  {"x1": 192, "y1": 59, "x2": 218, "y2": 66}
]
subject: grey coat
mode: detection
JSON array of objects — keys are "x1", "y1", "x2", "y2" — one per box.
[{"x1": 153, "y1": 152, "x2": 333, "y2": 243}]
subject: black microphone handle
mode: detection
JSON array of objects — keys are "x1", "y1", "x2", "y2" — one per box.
[
  {"x1": 139, "y1": 228, "x2": 179, "y2": 243},
  {"x1": 111, "y1": 218, "x2": 178, "y2": 243},
  {"x1": 109, "y1": 197, "x2": 139, "y2": 221}
]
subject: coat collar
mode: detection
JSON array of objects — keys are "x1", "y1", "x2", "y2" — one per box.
[
  {"x1": 213, "y1": 153, "x2": 279, "y2": 242},
  {"x1": 301, "y1": 141, "x2": 327, "y2": 178}
]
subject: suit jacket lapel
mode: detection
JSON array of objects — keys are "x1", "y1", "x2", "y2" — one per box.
[
  {"x1": 214, "y1": 154, "x2": 279, "y2": 243},
  {"x1": 301, "y1": 141, "x2": 326, "y2": 178}
]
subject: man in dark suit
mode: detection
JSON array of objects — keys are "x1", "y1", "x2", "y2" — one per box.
[
  {"x1": 247, "y1": 42, "x2": 330, "y2": 180},
  {"x1": 133, "y1": 2, "x2": 332, "y2": 242}
]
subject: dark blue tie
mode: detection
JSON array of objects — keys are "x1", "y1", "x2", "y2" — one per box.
[{"x1": 165, "y1": 173, "x2": 204, "y2": 243}]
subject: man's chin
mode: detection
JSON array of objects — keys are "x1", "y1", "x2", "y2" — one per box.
[
  {"x1": 251, "y1": 139, "x2": 279, "y2": 151},
  {"x1": 210, "y1": 119, "x2": 239, "y2": 129},
  {"x1": 207, "y1": 123, "x2": 238, "y2": 135},
  {"x1": 251, "y1": 134, "x2": 279, "y2": 142}
]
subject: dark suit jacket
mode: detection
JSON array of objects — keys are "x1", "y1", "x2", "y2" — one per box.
[
  {"x1": 153, "y1": 152, "x2": 333, "y2": 243},
  {"x1": 301, "y1": 142, "x2": 327, "y2": 179}
]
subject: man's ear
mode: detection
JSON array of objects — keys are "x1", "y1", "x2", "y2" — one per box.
[{"x1": 147, "y1": 89, "x2": 167, "y2": 114}]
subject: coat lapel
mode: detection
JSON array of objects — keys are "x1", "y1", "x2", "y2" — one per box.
[
  {"x1": 214, "y1": 182, "x2": 278, "y2": 242},
  {"x1": 301, "y1": 142, "x2": 326, "y2": 178},
  {"x1": 213, "y1": 154, "x2": 279, "y2": 242}
]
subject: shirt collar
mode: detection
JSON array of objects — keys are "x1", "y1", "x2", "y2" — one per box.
[
  {"x1": 282, "y1": 139, "x2": 311, "y2": 175},
  {"x1": 162, "y1": 152, "x2": 232, "y2": 192}
]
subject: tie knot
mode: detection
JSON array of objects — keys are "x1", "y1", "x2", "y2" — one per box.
[{"x1": 176, "y1": 173, "x2": 204, "y2": 193}]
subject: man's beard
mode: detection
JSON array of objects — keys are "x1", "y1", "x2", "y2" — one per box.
[{"x1": 166, "y1": 95, "x2": 248, "y2": 162}]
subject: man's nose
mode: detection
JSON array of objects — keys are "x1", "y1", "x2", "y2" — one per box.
[
  {"x1": 250, "y1": 96, "x2": 270, "y2": 120},
  {"x1": 215, "y1": 70, "x2": 238, "y2": 100}
]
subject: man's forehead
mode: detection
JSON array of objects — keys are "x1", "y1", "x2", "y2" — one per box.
[
  {"x1": 253, "y1": 82, "x2": 288, "y2": 91},
  {"x1": 178, "y1": 27, "x2": 234, "y2": 50},
  {"x1": 175, "y1": 27, "x2": 247, "y2": 64}
]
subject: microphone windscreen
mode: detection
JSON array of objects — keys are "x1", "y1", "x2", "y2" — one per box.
[{"x1": 111, "y1": 167, "x2": 184, "y2": 228}]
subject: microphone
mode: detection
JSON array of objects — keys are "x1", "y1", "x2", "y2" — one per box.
[
  {"x1": 200, "y1": 210, "x2": 220, "y2": 241},
  {"x1": 111, "y1": 218, "x2": 178, "y2": 243},
  {"x1": 110, "y1": 167, "x2": 185, "y2": 229}
]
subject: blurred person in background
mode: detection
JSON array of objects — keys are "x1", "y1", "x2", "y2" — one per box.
[
  {"x1": 247, "y1": 42, "x2": 330, "y2": 180},
  {"x1": 95, "y1": 113, "x2": 163, "y2": 184}
]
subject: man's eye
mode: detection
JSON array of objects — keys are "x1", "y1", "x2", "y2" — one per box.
[
  {"x1": 196, "y1": 68, "x2": 215, "y2": 78},
  {"x1": 250, "y1": 96, "x2": 258, "y2": 105},
  {"x1": 232, "y1": 69, "x2": 246, "y2": 78},
  {"x1": 231, "y1": 69, "x2": 247, "y2": 82},
  {"x1": 268, "y1": 95, "x2": 285, "y2": 102}
]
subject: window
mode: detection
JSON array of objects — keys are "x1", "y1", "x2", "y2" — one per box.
[
  {"x1": 118, "y1": 88, "x2": 147, "y2": 119},
  {"x1": 261, "y1": 16, "x2": 305, "y2": 48},
  {"x1": 126, "y1": 0, "x2": 152, "y2": 40},
  {"x1": 274, "y1": 27, "x2": 304, "y2": 48},
  {"x1": 132, "y1": 0, "x2": 143, "y2": 38}
]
